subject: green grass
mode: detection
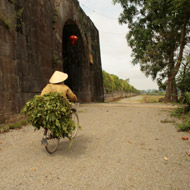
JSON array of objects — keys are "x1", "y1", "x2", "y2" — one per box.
[
  {"x1": 0, "y1": 115, "x2": 29, "y2": 133},
  {"x1": 170, "y1": 107, "x2": 185, "y2": 118},
  {"x1": 140, "y1": 95, "x2": 164, "y2": 103},
  {"x1": 171, "y1": 106, "x2": 190, "y2": 132},
  {"x1": 160, "y1": 119, "x2": 176, "y2": 124},
  {"x1": 177, "y1": 114, "x2": 190, "y2": 132}
]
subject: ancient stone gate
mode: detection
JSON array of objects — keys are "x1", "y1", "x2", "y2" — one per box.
[{"x1": 0, "y1": 0, "x2": 104, "y2": 118}]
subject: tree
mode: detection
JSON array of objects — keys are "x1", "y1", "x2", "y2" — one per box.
[
  {"x1": 113, "y1": 0, "x2": 190, "y2": 102},
  {"x1": 176, "y1": 54, "x2": 190, "y2": 97}
]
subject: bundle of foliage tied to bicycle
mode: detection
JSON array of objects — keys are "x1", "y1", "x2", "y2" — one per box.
[{"x1": 21, "y1": 92, "x2": 77, "y2": 138}]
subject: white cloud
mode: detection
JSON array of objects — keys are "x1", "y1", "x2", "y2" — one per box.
[{"x1": 78, "y1": 0, "x2": 158, "y2": 90}]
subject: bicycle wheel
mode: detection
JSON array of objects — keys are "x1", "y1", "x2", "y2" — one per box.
[
  {"x1": 45, "y1": 130, "x2": 60, "y2": 154},
  {"x1": 68, "y1": 112, "x2": 79, "y2": 139}
]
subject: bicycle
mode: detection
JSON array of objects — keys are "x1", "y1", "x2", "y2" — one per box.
[{"x1": 41, "y1": 104, "x2": 79, "y2": 154}]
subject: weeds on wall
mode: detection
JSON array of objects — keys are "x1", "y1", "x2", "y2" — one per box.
[
  {"x1": 15, "y1": 7, "x2": 24, "y2": 32},
  {"x1": 52, "y1": 54, "x2": 61, "y2": 68},
  {"x1": 0, "y1": 11, "x2": 14, "y2": 30},
  {"x1": 0, "y1": 6, "x2": 24, "y2": 31},
  {"x1": 52, "y1": 8, "x2": 58, "y2": 29},
  {"x1": 8, "y1": 0, "x2": 15, "y2": 4}
]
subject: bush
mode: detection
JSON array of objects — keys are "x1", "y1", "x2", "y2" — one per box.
[
  {"x1": 171, "y1": 96, "x2": 190, "y2": 132},
  {"x1": 177, "y1": 115, "x2": 190, "y2": 132},
  {"x1": 171, "y1": 107, "x2": 184, "y2": 118},
  {"x1": 21, "y1": 92, "x2": 75, "y2": 138}
]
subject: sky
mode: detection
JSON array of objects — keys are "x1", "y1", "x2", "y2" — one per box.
[{"x1": 78, "y1": 0, "x2": 158, "y2": 90}]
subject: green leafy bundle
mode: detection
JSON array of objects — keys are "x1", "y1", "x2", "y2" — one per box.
[{"x1": 21, "y1": 92, "x2": 75, "y2": 138}]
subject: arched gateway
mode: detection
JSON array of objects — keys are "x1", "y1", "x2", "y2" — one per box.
[
  {"x1": 0, "y1": 0, "x2": 104, "y2": 120},
  {"x1": 62, "y1": 19, "x2": 87, "y2": 102}
]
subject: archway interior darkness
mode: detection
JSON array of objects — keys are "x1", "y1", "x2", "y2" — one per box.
[{"x1": 62, "y1": 20, "x2": 85, "y2": 97}]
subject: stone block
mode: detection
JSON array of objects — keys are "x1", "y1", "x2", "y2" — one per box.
[
  {"x1": 1, "y1": 56, "x2": 17, "y2": 74},
  {"x1": 0, "y1": 41, "x2": 16, "y2": 59},
  {"x1": 0, "y1": 92, "x2": 4, "y2": 114},
  {"x1": 20, "y1": 76, "x2": 41, "y2": 93},
  {"x1": 3, "y1": 92, "x2": 17, "y2": 114},
  {"x1": 0, "y1": 71, "x2": 3, "y2": 91},
  {"x1": 3, "y1": 74, "x2": 19, "y2": 92}
]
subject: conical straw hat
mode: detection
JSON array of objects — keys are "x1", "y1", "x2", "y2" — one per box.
[{"x1": 49, "y1": 71, "x2": 68, "y2": 84}]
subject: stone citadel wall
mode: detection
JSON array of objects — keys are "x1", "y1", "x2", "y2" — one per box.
[{"x1": 0, "y1": 0, "x2": 104, "y2": 120}]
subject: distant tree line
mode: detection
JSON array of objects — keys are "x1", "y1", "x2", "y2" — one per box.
[
  {"x1": 140, "y1": 89, "x2": 165, "y2": 95},
  {"x1": 102, "y1": 70, "x2": 139, "y2": 94}
]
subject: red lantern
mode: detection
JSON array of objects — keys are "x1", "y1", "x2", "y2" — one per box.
[{"x1": 69, "y1": 35, "x2": 78, "y2": 45}]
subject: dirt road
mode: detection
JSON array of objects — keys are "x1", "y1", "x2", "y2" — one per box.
[{"x1": 0, "y1": 96, "x2": 190, "y2": 190}]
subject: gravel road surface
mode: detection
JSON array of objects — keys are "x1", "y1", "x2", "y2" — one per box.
[{"x1": 0, "y1": 96, "x2": 190, "y2": 190}]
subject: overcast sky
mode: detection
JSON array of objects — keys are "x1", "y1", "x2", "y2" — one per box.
[{"x1": 78, "y1": 0, "x2": 158, "y2": 90}]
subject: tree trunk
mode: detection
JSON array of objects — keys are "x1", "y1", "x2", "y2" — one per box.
[
  {"x1": 165, "y1": 14, "x2": 188, "y2": 102},
  {"x1": 181, "y1": 89, "x2": 185, "y2": 98},
  {"x1": 165, "y1": 77, "x2": 178, "y2": 102},
  {"x1": 180, "y1": 62, "x2": 188, "y2": 99}
]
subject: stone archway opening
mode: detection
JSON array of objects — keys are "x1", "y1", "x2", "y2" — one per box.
[{"x1": 62, "y1": 19, "x2": 85, "y2": 99}]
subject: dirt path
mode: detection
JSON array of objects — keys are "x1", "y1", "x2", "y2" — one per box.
[{"x1": 0, "y1": 96, "x2": 190, "y2": 190}]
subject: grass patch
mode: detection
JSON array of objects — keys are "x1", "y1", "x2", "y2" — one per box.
[
  {"x1": 160, "y1": 119, "x2": 176, "y2": 124},
  {"x1": 0, "y1": 114, "x2": 29, "y2": 133},
  {"x1": 177, "y1": 114, "x2": 190, "y2": 132},
  {"x1": 171, "y1": 106, "x2": 190, "y2": 132},
  {"x1": 171, "y1": 107, "x2": 185, "y2": 118},
  {"x1": 140, "y1": 95, "x2": 164, "y2": 103}
]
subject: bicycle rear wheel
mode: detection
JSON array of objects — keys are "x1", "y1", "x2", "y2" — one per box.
[
  {"x1": 45, "y1": 130, "x2": 60, "y2": 154},
  {"x1": 68, "y1": 112, "x2": 79, "y2": 139}
]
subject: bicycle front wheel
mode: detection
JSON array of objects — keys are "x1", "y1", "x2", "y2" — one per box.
[{"x1": 45, "y1": 130, "x2": 60, "y2": 154}]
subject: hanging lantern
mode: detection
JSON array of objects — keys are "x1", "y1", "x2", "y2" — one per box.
[{"x1": 69, "y1": 35, "x2": 78, "y2": 45}]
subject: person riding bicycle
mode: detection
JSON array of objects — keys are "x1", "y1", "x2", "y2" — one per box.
[{"x1": 41, "y1": 70, "x2": 77, "y2": 103}]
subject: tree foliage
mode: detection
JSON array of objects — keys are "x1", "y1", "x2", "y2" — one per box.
[
  {"x1": 113, "y1": 0, "x2": 190, "y2": 102},
  {"x1": 102, "y1": 70, "x2": 139, "y2": 94},
  {"x1": 176, "y1": 54, "x2": 190, "y2": 96}
]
